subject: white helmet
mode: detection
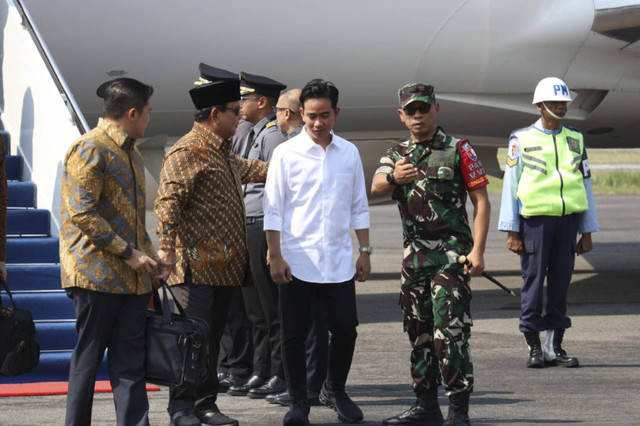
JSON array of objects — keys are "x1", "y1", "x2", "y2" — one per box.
[{"x1": 532, "y1": 77, "x2": 576, "y2": 104}]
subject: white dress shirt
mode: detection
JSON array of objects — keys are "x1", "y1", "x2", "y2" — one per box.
[{"x1": 263, "y1": 127, "x2": 370, "y2": 283}]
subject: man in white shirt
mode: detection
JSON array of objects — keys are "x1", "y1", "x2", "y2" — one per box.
[{"x1": 264, "y1": 79, "x2": 371, "y2": 426}]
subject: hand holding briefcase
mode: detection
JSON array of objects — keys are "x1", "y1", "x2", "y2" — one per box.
[{"x1": 145, "y1": 280, "x2": 209, "y2": 390}]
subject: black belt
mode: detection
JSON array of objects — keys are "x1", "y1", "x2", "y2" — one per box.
[{"x1": 246, "y1": 217, "x2": 264, "y2": 225}]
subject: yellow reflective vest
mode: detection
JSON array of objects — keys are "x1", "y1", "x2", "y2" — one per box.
[{"x1": 515, "y1": 126, "x2": 588, "y2": 217}]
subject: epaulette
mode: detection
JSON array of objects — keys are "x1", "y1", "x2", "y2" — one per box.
[{"x1": 266, "y1": 120, "x2": 277, "y2": 129}]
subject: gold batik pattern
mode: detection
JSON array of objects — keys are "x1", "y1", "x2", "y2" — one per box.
[
  {"x1": 154, "y1": 122, "x2": 268, "y2": 287},
  {"x1": 60, "y1": 118, "x2": 157, "y2": 294}
]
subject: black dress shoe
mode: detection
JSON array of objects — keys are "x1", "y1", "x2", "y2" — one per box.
[
  {"x1": 227, "y1": 374, "x2": 266, "y2": 396},
  {"x1": 248, "y1": 375, "x2": 287, "y2": 399},
  {"x1": 218, "y1": 373, "x2": 248, "y2": 393},
  {"x1": 169, "y1": 410, "x2": 200, "y2": 426},
  {"x1": 319, "y1": 382, "x2": 363, "y2": 423},
  {"x1": 197, "y1": 409, "x2": 239, "y2": 426},
  {"x1": 266, "y1": 390, "x2": 321, "y2": 406}
]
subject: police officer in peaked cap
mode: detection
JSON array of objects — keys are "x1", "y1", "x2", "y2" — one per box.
[{"x1": 225, "y1": 71, "x2": 289, "y2": 401}]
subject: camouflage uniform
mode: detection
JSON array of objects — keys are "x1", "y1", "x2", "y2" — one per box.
[{"x1": 376, "y1": 127, "x2": 482, "y2": 396}]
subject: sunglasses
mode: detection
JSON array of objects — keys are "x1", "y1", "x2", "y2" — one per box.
[{"x1": 403, "y1": 103, "x2": 432, "y2": 116}]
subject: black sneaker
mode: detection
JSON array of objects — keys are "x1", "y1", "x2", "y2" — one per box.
[
  {"x1": 283, "y1": 400, "x2": 310, "y2": 426},
  {"x1": 319, "y1": 382, "x2": 363, "y2": 423}
]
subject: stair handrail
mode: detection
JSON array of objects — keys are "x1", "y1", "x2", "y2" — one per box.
[{"x1": 13, "y1": 0, "x2": 89, "y2": 134}]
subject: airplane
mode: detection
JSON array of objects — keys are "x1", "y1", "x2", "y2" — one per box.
[{"x1": 2, "y1": 0, "x2": 640, "y2": 218}]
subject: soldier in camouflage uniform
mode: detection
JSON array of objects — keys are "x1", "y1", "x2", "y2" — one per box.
[{"x1": 371, "y1": 83, "x2": 491, "y2": 426}]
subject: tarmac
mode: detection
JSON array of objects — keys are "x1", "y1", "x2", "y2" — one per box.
[{"x1": 1, "y1": 193, "x2": 639, "y2": 425}]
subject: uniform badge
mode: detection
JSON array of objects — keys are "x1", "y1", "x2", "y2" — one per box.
[
  {"x1": 509, "y1": 138, "x2": 520, "y2": 159},
  {"x1": 461, "y1": 141, "x2": 477, "y2": 161},
  {"x1": 506, "y1": 157, "x2": 518, "y2": 167},
  {"x1": 567, "y1": 136, "x2": 580, "y2": 153}
]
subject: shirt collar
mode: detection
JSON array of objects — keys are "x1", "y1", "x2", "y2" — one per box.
[
  {"x1": 533, "y1": 118, "x2": 564, "y2": 135},
  {"x1": 289, "y1": 125, "x2": 303, "y2": 139},
  {"x1": 252, "y1": 113, "x2": 277, "y2": 135},
  {"x1": 97, "y1": 117, "x2": 135, "y2": 151},
  {"x1": 192, "y1": 122, "x2": 228, "y2": 149},
  {"x1": 300, "y1": 126, "x2": 343, "y2": 152},
  {"x1": 406, "y1": 126, "x2": 447, "y2": 153}
]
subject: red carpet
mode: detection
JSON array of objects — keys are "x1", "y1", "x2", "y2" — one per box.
[{"x1": 0, "y1": 381, "x2": 161, "y2": 397}]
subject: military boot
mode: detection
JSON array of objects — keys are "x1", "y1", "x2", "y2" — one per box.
[
  {"x1": 543, "y1": 329, "x2": 579, "y2": 367},
  {"x1": 382, "y1": 386, "x2": 444, "y2": 425},
  {"x1": 442, "y1": 391, "x2": 470, "y2": 426},
  {"x1": 523, "y1": 332, "x2": 545, "y2": 368}
]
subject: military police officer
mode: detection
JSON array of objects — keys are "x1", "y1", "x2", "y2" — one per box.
[
  {"x1": 498, "y1": 77, "x2": 599, "y2": 369},
  {"x1": 371, "y1": 83, "x2": 491, "y2": 426}
]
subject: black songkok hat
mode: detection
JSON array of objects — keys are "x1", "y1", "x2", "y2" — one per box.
[
  {"x1": 189, "y1": 80, "x2": 240, "y2": 109},
  {"x1": 240, "y1": 71, "x2": 286, "y2": 98},
  {"x1": 195, "y1": 63, "x2": 238, "y2": 85}
]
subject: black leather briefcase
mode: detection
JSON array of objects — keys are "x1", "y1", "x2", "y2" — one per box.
[
  {"x1": 145, "y1": 281, "x2": 209, "y2": 390},
  {"x1": 0, "y1": 277, "x2": 40, "y2": 376}
]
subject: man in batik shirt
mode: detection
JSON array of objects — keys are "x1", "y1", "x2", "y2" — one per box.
[
  {"x1": 154, "y1": 78, "x2": 268, "y2": 426},
  {"x1": 60, "y1": 77, "x2": 168, "y2": 426}
]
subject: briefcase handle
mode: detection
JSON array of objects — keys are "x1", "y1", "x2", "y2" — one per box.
[
  {"x1": 151, "y1": 280, "x2": 189, "y2": 324},
  {"x1": 0, "y1": 276, "x2": 17, "y2": 309}
]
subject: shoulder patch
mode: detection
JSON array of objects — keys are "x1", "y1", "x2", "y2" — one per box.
[
  {"x1": 266, "y1": 120, "x2": 276, "y2": 129},
  {"x1": 460, "y1": 140, "x2": 477, "y2": 161},
  {"x1": 508, "y1": 137, "x2": 520, "y2": 159}
]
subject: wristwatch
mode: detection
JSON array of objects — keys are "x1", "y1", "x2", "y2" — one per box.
[
  {"x1": 386, "y1": 173, "x2": 398, "y2": 186},
  {"x1": 359, "y1": 246, "x2": 373, "y2": 255},
  {"x1": 119, "y1": 245, "x2": 133, "y2": 260}
]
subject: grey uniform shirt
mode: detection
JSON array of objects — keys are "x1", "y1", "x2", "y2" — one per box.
[
  {"x1": 231, "y1": 119, "x2": 253, "y2": 156},
  {"x1": 244, "y1": 114, "x2": 287, "y2": 217}
]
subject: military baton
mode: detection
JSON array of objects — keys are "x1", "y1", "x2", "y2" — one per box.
[{"x1": 457, "y1": 255, "x2": 516, "y2": 296}]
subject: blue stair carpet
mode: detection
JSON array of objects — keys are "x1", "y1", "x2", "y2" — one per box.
[
  {"x1": 5, "y1": 155, "x2": 22, "y2": 181},
  {"x1": 6, "y1": 237, "x2": 60, "y2": 264},
  {"x1": 7, "y1": 182, "x2": 36, "y2": 208},
  {"x1": 7, "y1": 209, "x2": 50, "y2": 236}
]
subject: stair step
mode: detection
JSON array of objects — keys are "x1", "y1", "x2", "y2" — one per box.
[
  {"x1": 0, "y1": 129, "x2": 9, "y2": 153},
  {"x1": 35, "y1": 321, "x2": 78, "y2": 351},
  {"x1": 6, "y1": 236, "x2": 59, "y2": 263},
  {"x1": 6, "y1": 265, "x2": 61, "y2": 291},
  {"x1": 7, "y1": 181, "x2": 36, "y2": 208},
  {"x1": 0, "y1": 291, "x2": 74, "y2": 320},
  {"x1": 0, "y1": 352, "x2": 108, "y2": 384},
  {"x1": 5, "y1": 155, "x2": 22, "y2": 181},
  {"x1": 7, "y1": 209, "x2": 50, "y2": 236}
]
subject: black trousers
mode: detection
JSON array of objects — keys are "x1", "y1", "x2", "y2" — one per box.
[
  {"x1": 242, "y1": 222, "x2": 284, "y2": 378},
  {"x1": 168, "y1": 283, "x2": 235, "y2": 415},
  {"x1": 279, "y1": 276, "x2": 358, "y2": 402},
  {"x1": 305, "y1": 297, "x2": 329, "y2": 393},
  {"x1": 65, "y1": 287, "x2": 150, "y2": 426},
  {"x1": 218, "y1": 287, "x2": 253, "y2": 378}
]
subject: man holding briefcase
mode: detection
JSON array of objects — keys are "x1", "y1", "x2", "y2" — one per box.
[{"x1": 154, "y1": 77, "x2": 268, "y2": 426}]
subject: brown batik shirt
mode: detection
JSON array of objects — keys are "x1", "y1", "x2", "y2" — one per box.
[{"x1": 154, "y1": 122, "x2": 268, "y2": 287}]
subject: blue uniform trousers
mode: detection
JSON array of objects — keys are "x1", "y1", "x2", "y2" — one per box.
[{"x1": 519, "y1": 214, "x2": 579, "y2": 332}]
